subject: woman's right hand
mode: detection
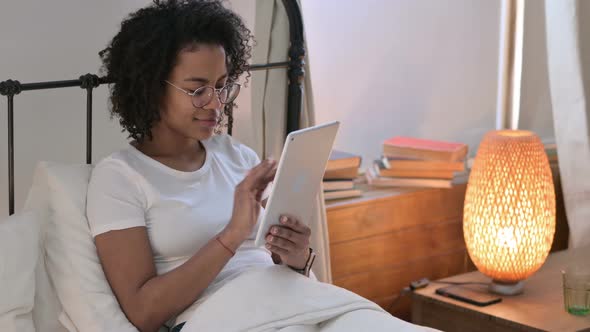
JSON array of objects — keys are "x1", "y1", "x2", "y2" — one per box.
[{"x1": 222, "y1": 158, "x2": 277, "y2": 246}]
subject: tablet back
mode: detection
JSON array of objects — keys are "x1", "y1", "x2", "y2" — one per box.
[{"x1": 254, "y1": 121, "x2": 340, "y2": 247}]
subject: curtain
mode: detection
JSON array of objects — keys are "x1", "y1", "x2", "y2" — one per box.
[
  {"x1": 250, "y1": 0, "x2": 332, "y2": 283},
  {"x1": 545, "y1": 0, "x2": 590, "y2": 248}
]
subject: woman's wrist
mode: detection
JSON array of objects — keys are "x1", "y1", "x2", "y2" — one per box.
[
  {"x1": 287, "y1": 248, "x2": 311, "y2": 270},
  {"x1": 270, "y1": 249, "x2": 309, "y2": 269},
  {"x1": 288, "y1": 248, "x2": 315, "y2": 277},
  {"x1": 219, "y1": 225, "x2": 247, "y2": 253}
]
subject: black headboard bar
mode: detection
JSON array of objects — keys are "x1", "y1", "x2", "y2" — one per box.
[
  {"x1": 250, "y1": 61, "x2": 289, "y2": 71},
  {"x1": 282, "y1": 0, "x2": 305, "y2": 135},
  {"x1": 0, "y1": 80, "x2": 21, "y2": 216},
  {"x1": 7, "y1": 94, "x2": 14, "y2": 217},
  {"x1": 0, "y1": 61, "x2": 287, "y2": 93},
  {"x1": 79, "y1": 74, "x2": 103, "y2": 164}
]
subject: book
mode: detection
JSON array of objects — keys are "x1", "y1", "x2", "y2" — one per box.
[
  {"x1": 376, "y1": 167, "x2": 457, "y2": 179},
  {"x1": 322, "y1": 180, "x2": 355, "y2": 191},
  {"x1": 366, "y1": 164, "x2": 453, "y2": 188},
  {"x1": 326, "y1": 150, "x2": 362, "y2": 171},
  {"x1": 375, "y1": 158, "x2": 457, "y2": 179},
  {"x1": 324, "y1": 189, "x2": 363, "y2": 200},
  {"x1": 324, "y1": 166, "x2": 359, "y2": 180},
  {"x1": 382, "y1": 156, "x2": 465, "y2": 172},
  {"x1": 382, "y1": 136, "x2": 468, "y2": 162}
]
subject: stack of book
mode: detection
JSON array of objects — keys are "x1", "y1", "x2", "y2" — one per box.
[
  {"x1": 366, "y1": 136, "x2": 469, "y2": 189},
  {"x1": 323, "y1": 150, "x2": 363, "y2": 200}
]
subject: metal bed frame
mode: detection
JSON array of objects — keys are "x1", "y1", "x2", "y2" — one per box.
[{"x1": 0, "y1": 0, "x2": 305, "y2": 215}]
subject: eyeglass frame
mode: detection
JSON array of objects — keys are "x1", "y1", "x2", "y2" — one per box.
[{"x1": 164, "y1": 80, "x2": 241, "y2": 108}]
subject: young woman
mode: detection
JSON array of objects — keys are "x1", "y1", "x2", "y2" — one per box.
[
  {"x1": 87, "y1": 1, "x2": 312, "y2": 331},
  {"x1": 87, "y1": 1, "x2": 434, "y2": 332}
]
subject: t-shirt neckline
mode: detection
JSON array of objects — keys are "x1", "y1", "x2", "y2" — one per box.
[{"x1": 127, "y1": 139, "x2": 212, "y2": 179}]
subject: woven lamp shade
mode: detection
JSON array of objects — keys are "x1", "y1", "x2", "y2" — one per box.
[{"x1": 464, "y1": 130, "x2": 555, "y2": 290}]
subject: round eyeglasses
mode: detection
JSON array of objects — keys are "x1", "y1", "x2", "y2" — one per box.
[{"x1": 165, "y1": 80, "x2": 241, "y2": 108}]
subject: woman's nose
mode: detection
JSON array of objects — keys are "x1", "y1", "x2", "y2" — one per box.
[{"x1": 203, "y1": 91, "x2": 223, "y2": 110}]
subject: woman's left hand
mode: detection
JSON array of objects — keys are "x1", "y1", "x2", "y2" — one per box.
[{"x1": 265, "y1": 215, "x2": 311, "y2": 269}]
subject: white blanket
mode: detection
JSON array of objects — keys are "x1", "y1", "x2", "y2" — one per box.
[{"x1": 182, "y1": 265, "x2": 437, "y2": 332}]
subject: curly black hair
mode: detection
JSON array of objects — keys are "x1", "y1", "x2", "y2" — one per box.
[{"x1": 99, "y1": 0, "x2": 253, "y2": 142}]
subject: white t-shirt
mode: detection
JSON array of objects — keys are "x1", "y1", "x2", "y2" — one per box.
[{"x1": 86, "y1": 134, "x2": 274, "y2": 325}]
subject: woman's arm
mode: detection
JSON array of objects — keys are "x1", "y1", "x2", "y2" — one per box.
[
  {"x1": 95, "y1": 226, "x2": 242, "y2": 332},
  {"x1": 94, "y1": 159, "x2": 276, "y2": 332}
]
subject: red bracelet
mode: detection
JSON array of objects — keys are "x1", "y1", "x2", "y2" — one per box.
[{"x1": 216, "y1": 236, "x2": 235, "y2": 256}]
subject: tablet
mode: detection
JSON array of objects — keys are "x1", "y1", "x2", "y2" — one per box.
[{"x1": 254, "y1": 121, "x2": 340, "y2": 247}]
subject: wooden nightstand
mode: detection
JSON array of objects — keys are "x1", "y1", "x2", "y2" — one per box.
[
  {"x1": 412, "y1": 246, "x2": 590, "y2": 332},
  {"x1": 325, "y1": 162, "x2": 568, "y2": 321},
  {"x1": 325, "y1": 183, "x2": 475, "y2": 320}
]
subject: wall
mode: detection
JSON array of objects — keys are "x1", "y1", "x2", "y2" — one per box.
[
  {"x1": 301, "y1": 0, "x2": 559, "y2": 167},
  {"x1": 301, "y1": 0, "x2": 501, "y2": 168}
]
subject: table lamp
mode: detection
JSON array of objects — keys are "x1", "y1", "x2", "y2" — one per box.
[{"x1": 463, "y1": 130, "x2": 556, "y2": 295}]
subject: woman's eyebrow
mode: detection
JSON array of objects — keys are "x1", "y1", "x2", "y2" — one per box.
[
  {"x1": 183, "y1": 73, "x2": 228, "y2": 84},
  {"x1": 184, "y1": 77, "x2": 208, "y2": 83}
]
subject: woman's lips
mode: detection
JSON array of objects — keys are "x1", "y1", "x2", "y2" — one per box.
[{"x1": 194, "y1": 118, "x2": 217, "y2": 127}]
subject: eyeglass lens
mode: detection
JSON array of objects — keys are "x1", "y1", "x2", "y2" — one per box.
[{"x1": 192, "y1": 84, "x2": 240, "y2": 107}]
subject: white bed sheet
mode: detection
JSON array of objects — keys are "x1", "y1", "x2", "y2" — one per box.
[{"x1": 181, "y1": 265, "x2": 438, "y2": 332}]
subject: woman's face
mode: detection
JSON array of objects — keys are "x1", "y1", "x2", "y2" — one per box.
[{"x1": 159, "y1": 43, "x2": 228, "y2": 141}]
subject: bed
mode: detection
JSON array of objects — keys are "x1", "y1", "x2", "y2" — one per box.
[{"x1": 0, "y1": 1, "x2": 437, "y2": 331}]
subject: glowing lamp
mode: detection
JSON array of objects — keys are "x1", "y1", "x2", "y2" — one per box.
[{"x1": 463, "y1": 130, "x2": 556, "y2": 295}]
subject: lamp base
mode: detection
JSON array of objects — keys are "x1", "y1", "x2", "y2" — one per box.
[{"x1": 489, "y1": 280, "x2": 524, "y2": 295}]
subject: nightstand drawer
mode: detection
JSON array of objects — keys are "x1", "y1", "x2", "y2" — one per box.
[
  {"x1": 326, "y1": 184, "x2": 472, "y2": 320},
  {"x1": 330, "y1": 220, "x2": 466, "y2": 278},
  {"x1": 333, "y1": 248, "x2": 470, "y2": 300},
  {"x1": 327, "y1": 186, "x2": 466, "y2": 244}
]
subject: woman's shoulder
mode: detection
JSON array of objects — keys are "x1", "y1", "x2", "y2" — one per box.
[
  {"x1": 205, "y1": 134, "x2": 260, "y2": 167},
  {"x1": 91, "y1": 148, "x2": 139, "y2": 181}
]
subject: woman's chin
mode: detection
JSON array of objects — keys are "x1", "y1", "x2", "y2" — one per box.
[{"x1": 194, "y1": 127, "x2": 216, "y2": 140}]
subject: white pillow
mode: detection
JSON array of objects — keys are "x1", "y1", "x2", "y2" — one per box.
[
  {"x1": 24, "y1": 165, "x2": 68, "y2": 332},
  {"x1": 33, "y1": 162, "x2": 138, "y2": 332},
  {"x1": 0, "y1": 211, "x2": 40, "y2": 332}
]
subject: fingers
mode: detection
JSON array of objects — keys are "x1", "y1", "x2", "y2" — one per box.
[
  {"x1": 265, "y1": 216, "x2": 312, "y2": 267},
  {"x1": 256, "y1": 165, "x2": 276, "y2": 190},
  {"x1": 277, "y1": 215, "x2": 311, "y2": 236},
  {"x1": 241, "y1": 159, "x2": 277, "y2": 190},
  {"x1": 265, "y1": 215, "x2": 311, "y2": 254},
  {"x1": 265, "y1": 233, "x2": 297, "y2": 252},
  {"x1": 265, "y1": 226, "x2": 309, "y2": 268},
  {"x1": 269, "y1": 226, "x2": 309, "y2": 249},
  {"x1": 265, "y1": 242, "x2": 289, "y2": 256},
  {"x1": 251, "y1": 159, "x2": 277, "y2": 187},
  {"x1": 248, "y1": 159, "x2": 276, "y2": 180}
]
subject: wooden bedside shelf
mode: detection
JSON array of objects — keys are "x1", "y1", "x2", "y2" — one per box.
[
  {"x1": 326, "y1": 183, "x2": 475, "y2": 320},
  {"x1": 411, "y1": 246, "x2": 590, "y2": 332}
]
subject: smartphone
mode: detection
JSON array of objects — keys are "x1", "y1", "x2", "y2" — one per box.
[{"x1": 435, "y1": 285, "x2": 502, "y2": 307}]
